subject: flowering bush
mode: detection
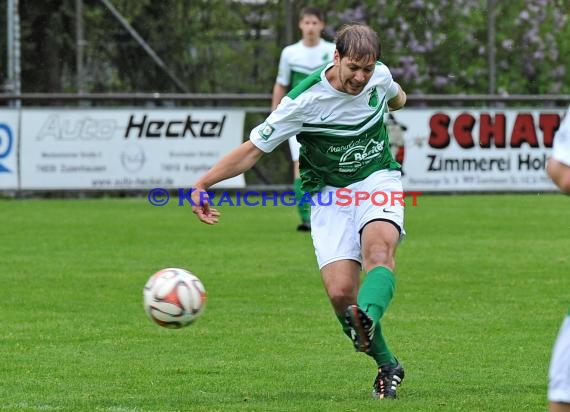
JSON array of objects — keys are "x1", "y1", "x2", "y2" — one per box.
[
  {"x1": 11, "y1": 0, "x2": 569, "y2": 96},
  {"x1": 324, "y1": 0, "x2": 569, "y2": 95}
]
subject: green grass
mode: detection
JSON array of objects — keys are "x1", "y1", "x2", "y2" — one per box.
[{"x1": 0, "y1": 193, "x2": 568, "y2": 411}]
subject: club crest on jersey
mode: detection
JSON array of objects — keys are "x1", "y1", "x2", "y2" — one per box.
[
  {"x1": 368, "y1": 88, "x2": 379, "y2": 108},
  {"x1": 259, "y1": 122, "x2": 275, "y2": 140}
]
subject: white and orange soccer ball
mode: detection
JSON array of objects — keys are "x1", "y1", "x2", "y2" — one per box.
[{"x1": 143, "y1": 268, "x2": 206, "y2": 328}]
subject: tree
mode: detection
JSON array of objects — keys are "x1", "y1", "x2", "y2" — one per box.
[{"x1": 8, "y1": 0, "x2": 570, "y2": 96}]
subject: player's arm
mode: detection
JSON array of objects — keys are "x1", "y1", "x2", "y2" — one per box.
[
  {"x1": 388, "y1": 83, "x2": 406, "y2": 111},
  {"x1": 191, "y1": 141, "x2": 264, "y2": 224},
  {"x1": 547, "y1": 158, "x2": 570, "y2": 194},
  {"x1": 271, "y1": 82, "x2": 288, "y2": 111}
]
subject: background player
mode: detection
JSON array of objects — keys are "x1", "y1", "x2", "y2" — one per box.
[{"x1": 271, "y1": 6, "x2": 336, "y2": 231}]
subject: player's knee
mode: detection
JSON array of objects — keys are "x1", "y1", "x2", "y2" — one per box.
[
  {"x1": 328, "y1": 286, "x2": 354, "y2": 311},
  {"x1": 363, "y1": 244, "x2": 395, "y2": 271},
  {"x1": 547, "y1": 159, "x2": 570, "y2": 194},
  {"x1": 558, "y1": 174, "x2": 570, "y2": 194}
]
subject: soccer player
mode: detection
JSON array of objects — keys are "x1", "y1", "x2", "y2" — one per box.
[
  {"x1": 271, "y1": 7, "x2": 336, "y2": 232},
  {"x1": 547, "y1": 105, "x2": 570, "y2": 412},
  {"x1": 191, "y1": 23, "x2": 407, "y2": 399}
]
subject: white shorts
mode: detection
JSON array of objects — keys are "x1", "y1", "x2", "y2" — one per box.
[
  {"x1": 310, "y1": 170, "x2": 405, "y2": 269},
  {"x1": 549, "y1": 315, "x2": 570, "y2": 403},
  {"x1": 288, "y1": 137, "x2": 301, "y2": 162}
]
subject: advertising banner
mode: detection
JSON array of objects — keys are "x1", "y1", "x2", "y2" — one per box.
[
  {"x1": 0, "y1": 110, "x2": 19, "y2": 190},
  {"x1": 20, "y1": 108, "x2": 246, "y2": 190},
  {"x1": 392, "y1": 108, "x2": 563, "y2": 192}
]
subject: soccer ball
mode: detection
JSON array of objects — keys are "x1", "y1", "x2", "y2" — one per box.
[{"x1": 143, "y1": 268, "x2": 206, "y2": 328}]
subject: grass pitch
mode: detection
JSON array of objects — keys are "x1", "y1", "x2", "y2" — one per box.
[{"x1": 0, "y1": 193, "x2": 568, "y2": 411}]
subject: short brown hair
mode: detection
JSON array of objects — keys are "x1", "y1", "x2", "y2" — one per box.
[
  {"x1": 335, "y1": 23, "x2": 380, "y2": 61},
  {"x1": 299, "y1": 7, "x2": 324, "y2": 22}
]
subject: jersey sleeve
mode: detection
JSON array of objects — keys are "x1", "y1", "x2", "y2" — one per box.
[
  {"x1": 275, "y1": 47, "x2": 291, "y2": 87},
  {"x1": 375, "y1": 64, "x2": 398, "y2": 99},
  {"x1": 249, "y1": 96, "x2": 303, "y2": 153},
  {"x1": 386, "y1": 81, "x2": 399, "y2": 100}
]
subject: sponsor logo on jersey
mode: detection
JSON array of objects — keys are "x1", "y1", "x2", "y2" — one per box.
[{"x1": 338, "y1": 138, "x2": 385, "y2": 172}]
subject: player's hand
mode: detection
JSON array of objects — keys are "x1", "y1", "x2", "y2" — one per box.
[{"x1": 191, "y1": 189, "x2": 220, "y2": 224}]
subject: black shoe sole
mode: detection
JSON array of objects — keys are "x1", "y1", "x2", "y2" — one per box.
[{"x1": 345, "y1": 305, "x2": 373, "y2": 353}]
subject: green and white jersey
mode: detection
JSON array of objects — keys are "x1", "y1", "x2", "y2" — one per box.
[
  {"x1": 251, "y1": 62, "x2": 401, "y2": 194},
  {"x1": 276, "y1": 39, "x2": 336, "y2": 89}
]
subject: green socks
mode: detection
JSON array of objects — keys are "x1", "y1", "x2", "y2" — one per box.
[
  {"x1": 358, "y1": 266, "x2": 397, "y2": 367},
  {"x1": 358, "y1": 266, "x2": 395, "y2": 321},
  {"x1": 332, "y1": 267, "x2": 399, "y2": 366},
  {"x1": 294, "y1": 178, "x2": 310, "y2": 223}
]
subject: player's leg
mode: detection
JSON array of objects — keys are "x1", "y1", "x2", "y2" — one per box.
[
  {"x1": 359, "y1": 220, "x2": 400, "y2": 365},
  {"x1": 289, "y1": 137, "x2": 310, "y2": 230},
  {"x1": 551, "y1": 402, "x2": 570, "y2": 412},
  {"x1": 311, "y1": 191, "x2": 361, "y2": 342},
  {"x1": 359, "y1": 220, "x2": 404, "y2": 399},
  {"x1": 355, "y1": 170, "x2": 406, "y2": 398},
  {"x1": 355, "y1": 170, "x2": 404, "y2": 362},
  {"x1": 311, "y1": 180, "x2": 404, "y2": 399},
  {"x1": 320, "y1": 259, "x2": 362, "y2": 339},
  {"x1": 549, "y1": 316, "x2": 570, "y2": 412},
  {"x1": 547, "y1": 158, "x2": 570, "y2": 194}
]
